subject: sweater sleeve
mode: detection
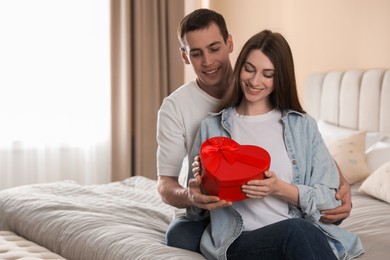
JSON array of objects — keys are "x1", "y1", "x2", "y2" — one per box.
[{"x1": 156, "y1": 98, "x2": 187, "y2": 177}]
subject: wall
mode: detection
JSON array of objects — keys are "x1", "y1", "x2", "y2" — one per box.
[
  {"x1": 183, "y1": 0, "x2": 211, "y2": 82},
  {"x1": 204, "y1": 0, "x2": 390, "y2": 102}
]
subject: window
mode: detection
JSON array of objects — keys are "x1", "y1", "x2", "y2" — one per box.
[{"x1": 0, "y1": 0, "x2": 111, "y2": 189}]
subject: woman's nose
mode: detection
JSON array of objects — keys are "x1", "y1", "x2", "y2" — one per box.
[{"x1": 250, "y1": 73, "x2": 262, "y2": 86}]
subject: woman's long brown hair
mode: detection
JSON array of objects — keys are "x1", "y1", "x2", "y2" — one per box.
[{"x1": 217, "y1": 30, "x2": 305, "y2": 114}]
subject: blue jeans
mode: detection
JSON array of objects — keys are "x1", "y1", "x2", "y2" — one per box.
[
  {"x1": 227, "y1": 218, "x2": 337, "y2": 260},
  {"x1": 167, "y1": 217, "x2": 337, "y2": 259},
  {"x1": 165, "y1": 215, "x2": 209, "y2": 253}
]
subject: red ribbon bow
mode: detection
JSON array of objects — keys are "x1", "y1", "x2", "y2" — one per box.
[{"x1": 201, "y1": 137, "x2": 265, "y2": 173}]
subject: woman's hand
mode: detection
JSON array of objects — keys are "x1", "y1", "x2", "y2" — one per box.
[
  {"x1": 242, "y1": 171, "x2": 279, "y2": 199},
  {"x1": 242, "y1": 171, "x2": 299, "y2": 206},
  {"x1": 192, "y1": 155, "x2": 202, "y2": 178}
]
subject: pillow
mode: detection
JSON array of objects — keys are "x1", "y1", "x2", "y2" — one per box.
[
  {"x1": 359, "y1": 161, "x2": 390, "y2": 203},
  {"x1": 317, "y1": 120, "x2": 381, "y2": 150},
  {"x1": 326, "y1": 131, "x2": 370, "y2": 184},
  {"x1": 366, "y1": 141, "x2": 390, "y2": 173}
]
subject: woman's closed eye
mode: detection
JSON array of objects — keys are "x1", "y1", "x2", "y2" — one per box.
[
  {"x1": 244, "y1": 64, "x2": 255, "y2": 73},
  {"x1": 263, "y1": 73, "x2": 274, "y2": 79}
]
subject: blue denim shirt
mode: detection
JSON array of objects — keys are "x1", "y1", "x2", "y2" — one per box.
[{"x1": 187, "y1": 107, "x2": 364, "y2": 260}]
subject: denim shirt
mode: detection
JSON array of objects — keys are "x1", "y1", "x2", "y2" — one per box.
[{"x1": 187, "y1": 107, "x2": 364, "y2": 260}]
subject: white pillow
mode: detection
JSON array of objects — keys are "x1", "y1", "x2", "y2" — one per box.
[
  {"x1": 366, "y1": 141, "x2": 390, "y2": 173},
  {"x1": 317, "y1": 120, "x2": 381, "y2": 150},
  {"x1": 359, "y1": 161, "x2": 390, "y2": 204},
  {"x1": 326, "y1": 131, "x2": 371, "y2": 184}
]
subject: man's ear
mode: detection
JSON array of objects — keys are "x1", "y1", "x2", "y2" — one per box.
[
  {"x1": 180, "y1": 48, "x2": 191, "y2": 64},
  {"x1": 226, "y1": 34, "x2": 234, "y2": 53}
]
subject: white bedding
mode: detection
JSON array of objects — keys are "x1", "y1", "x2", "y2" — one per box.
[
  {"x1": 340, "y1": 183, "x2": 390, "y2": 260},
  {"x1": 0, "y1": 176, "x2": 205, "y2": 260},
  {"x1": 1, "y1": 176, "x2": 389, "y2": 259}
]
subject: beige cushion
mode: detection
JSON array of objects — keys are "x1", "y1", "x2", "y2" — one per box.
[
  {"x1": 359, "y1": 161, "x2": 390, "y2": 203},
  {"x1": 326, "y1": 131, "x2": 370, "y2": 184},
  {"x1": 317, "y1": 120, "x2": 381, "y2": 150}
]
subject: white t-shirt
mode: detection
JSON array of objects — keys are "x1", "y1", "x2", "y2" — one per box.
[
  {"x1": 231, "y1": 108, "x2": 293, "y2": 231},
  {"x1": 156, "y1": 80, "x2": 221, "y2": 182}
]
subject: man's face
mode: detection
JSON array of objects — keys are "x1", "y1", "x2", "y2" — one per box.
[{"x1": 181, "y1": 23, "x2": 233, "y2": 91}]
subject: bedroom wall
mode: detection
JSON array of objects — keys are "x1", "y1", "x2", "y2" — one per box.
[{"x1": 186, "y1": 0, "x2": 390, "y2": 103}]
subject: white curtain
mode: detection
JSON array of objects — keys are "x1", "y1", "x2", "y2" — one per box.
[{"x1": 0, "y1": 0, "x2": 111, "y2": 190}]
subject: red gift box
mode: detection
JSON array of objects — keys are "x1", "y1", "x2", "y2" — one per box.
[{"x1": 200, "y1": 136, "x2": 271, "y2": 202}]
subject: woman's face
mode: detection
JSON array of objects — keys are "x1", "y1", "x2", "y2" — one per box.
[{"x1": 239, "y1": 49, "x2": 274, "y2": 106}]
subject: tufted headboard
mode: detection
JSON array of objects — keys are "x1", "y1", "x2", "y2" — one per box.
[{"x1": 304, "y1": 69, "x2": 390, "y2": 135}]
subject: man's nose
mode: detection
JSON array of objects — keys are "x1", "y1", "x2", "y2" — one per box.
[{"x1": 202, "y1": 53, "x2": 213, "y2": 66}]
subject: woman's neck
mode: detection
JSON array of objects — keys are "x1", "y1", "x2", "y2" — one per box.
[{"x1": 236, "y1": 101, "x2": 273, "y2": 116}]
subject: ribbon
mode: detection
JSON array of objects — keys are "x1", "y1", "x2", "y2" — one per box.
[{"x1": 201, "y1": 137, "x2": 267, "y2": 173}]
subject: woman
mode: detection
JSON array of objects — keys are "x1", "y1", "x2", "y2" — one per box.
[{"x1": 188, "y1": 30, "x2": 363, "y2": 260}]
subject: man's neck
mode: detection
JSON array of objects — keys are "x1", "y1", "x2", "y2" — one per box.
[{"x1": 196, "y1": 79, "x2": 227, "y2": 99}]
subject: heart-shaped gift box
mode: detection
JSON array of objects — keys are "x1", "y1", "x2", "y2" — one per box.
[{"x1": 200, "y1": 136, "x2": 271, "y2": 201}]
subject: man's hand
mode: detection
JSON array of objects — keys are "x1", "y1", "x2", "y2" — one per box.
[
  {"x1": 320, "y1": 163, "x2": 352, "y2": 224},
  {"x1": 187, "y1": 174, "x2": 232, "y2": 210},
  {"x1": 188, "y1": 156, "x2": 232, "y2": 210}
]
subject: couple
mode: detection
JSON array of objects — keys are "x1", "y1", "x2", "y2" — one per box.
[{"x1": 156, "y1": 8, "x2": 363, "y2": 260}]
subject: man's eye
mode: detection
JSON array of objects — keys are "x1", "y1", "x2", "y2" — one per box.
[
  {"x1": 210, "y1": 47, "x2": 220, "y2": 52},
  {"x1": 190, "y1": 51, "x2": 201, "y2": 57}
]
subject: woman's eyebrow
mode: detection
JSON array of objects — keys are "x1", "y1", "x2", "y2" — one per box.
[{"x1": 244, "y1": 62, "x2": 274, "y2": 72}]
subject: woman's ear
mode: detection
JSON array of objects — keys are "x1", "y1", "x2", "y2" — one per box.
[{"x1": 180, "y1": 48, "x2": 191, "y2": 64}]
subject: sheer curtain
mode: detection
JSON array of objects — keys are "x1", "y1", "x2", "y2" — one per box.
[{"x1": 0, "y1": 0, "x2": 111, "y2": 190}]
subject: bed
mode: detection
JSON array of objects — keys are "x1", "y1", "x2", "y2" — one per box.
[{"x1": 1, "y1": 69, "x2": 390, "y2": 259}]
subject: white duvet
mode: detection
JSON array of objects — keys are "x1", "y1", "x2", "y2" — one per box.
[
  {"x1": 0, "y1": 176, "x2": 205, "y2": 260},
  {"x1": 1, "y1": 176, "x2": 390, "y2": 260}
]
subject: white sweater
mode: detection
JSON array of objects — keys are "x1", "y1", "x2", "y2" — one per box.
[
  {"x1": 156, "y1": 80, "x2": 220, "y2": 180},
  {"x1": 231, "y1": 108, "x2": 293, "y2": 230}
]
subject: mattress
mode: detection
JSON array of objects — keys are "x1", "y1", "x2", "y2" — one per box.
[{"x1": 0, "y1": 230, "x2": 65, "y2": 259}]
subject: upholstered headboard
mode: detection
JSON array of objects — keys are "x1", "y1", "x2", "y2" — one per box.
[{"x1": 304, "y1": 69, "x2": 390, "y2": 134}]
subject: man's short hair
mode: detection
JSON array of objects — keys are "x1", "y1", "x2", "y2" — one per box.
[{"x1": 177, "y1": 8, "x2": 229, "y2": 50}]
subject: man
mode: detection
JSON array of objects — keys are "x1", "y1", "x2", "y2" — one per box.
[
  {"x1": 156, "y1": 8, "x2": 351, "y2": 253},
  {"x1": 157, "y1": 9, "x2": 233, "y2": 212}
]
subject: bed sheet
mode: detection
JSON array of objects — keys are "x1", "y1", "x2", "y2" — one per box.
[{"x1": 340, "y1": 183, "x2": 390, "y2": 259}]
